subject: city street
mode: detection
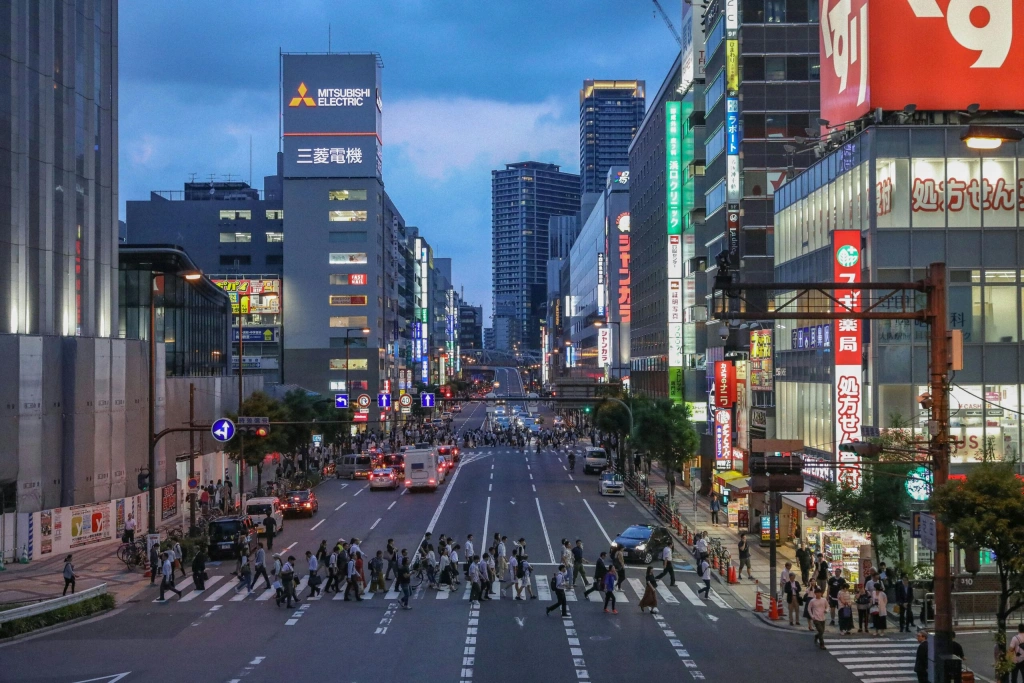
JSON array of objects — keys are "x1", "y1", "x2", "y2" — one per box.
[{"x1": 0, "y1": 383, "x2": 867, "y2": 683}]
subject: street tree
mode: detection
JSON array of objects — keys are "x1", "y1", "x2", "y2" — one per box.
[
  {"x1": 593, "y1": 396, "x2": 631, "y2": 472},
  {"x1": 223, "y1": 391, "x2": 288, "y2": 493},
  {"x1": 632, "y1": 398, "x2": 699, "y2": 503},
  {"x1": 931, "y1": 461, "x2": 1024, "y2": 673}
]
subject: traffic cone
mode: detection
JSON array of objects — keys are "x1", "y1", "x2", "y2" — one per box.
[
  {"x1": 687, "y1": 530, "x2": 693, "y2": 545},
  {"x1": 712, "y1": 554, "x2": 719, "y2": 570},
  {"x1": 769, "y1": 596, "x2": 780, "y2": 620},
  {"x1": 754, "y1": 584, "x2": 764, "y2": 612},
  {"x1": 728, "y1": 565, "x2": 737, "y2": 584},
  {"x1": 719, "y1": 562, "x2": 725, "y2": 577}
]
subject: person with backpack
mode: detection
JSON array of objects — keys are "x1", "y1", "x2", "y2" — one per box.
[
  {"x1": 699, "y1": 557, "x2": 712, "y2": 599},
  {"x1": 62, "y1": 555, "x2": 76, "y2": 595},
  {"x1": 279, "y1": 556, "x2": 297, "y2": 608},
  {"x1": 325, "y1": 547, "x2": 341, "y2": 594},
  {"x1": 505, "y1": 552, "x2": 520, "y2": 598},
  {"x1": 602, "y1": 565, "x2": 618, "y2": 613},
  {"x1": 159, "y1": 551, "x2": 183, "y2": 601},
  {"x1": 585, "y1": 552, "x2": 609, "y2": 598},
  {"x1": 1008, "y1": 623, "x2": 1024, "y2": 683},
  {"x1": 519, "y1": 555, "x2": 536, "y2": 600},
  {"x1": 545, "y1": 564, "x2": 569, "y2": 617}
]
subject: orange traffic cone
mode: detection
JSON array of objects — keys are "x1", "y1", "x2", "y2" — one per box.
[
  {"x1": 769, "y1": 596, "x2": 780, "y2": 620},
  {"x1": 728, "y1": 565, "x2": 738, "y2": 584},
  {"x1": 687, "y1": 530, "x2": 693, "y2": 545},
  {"x1": 754, "y1": 584, "x2": 764, "y2": 612},
  {"x1": 712, "y1": 554, "x2": 719, "y2": 570}
]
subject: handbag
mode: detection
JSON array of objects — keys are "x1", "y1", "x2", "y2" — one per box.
[
  {"x1": 839, "y1": 605, "x2": 853, "y2": 619},
  {"x1": 869, "y1": 602, "x2": 880, "y2": 615}
]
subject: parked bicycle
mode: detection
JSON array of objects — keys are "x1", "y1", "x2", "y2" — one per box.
[{"x1": 116, "y1": 538, "x2": 148, "y2": 570}]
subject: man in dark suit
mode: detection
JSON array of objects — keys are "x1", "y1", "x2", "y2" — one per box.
[{"x1": 896, "y1": 574, "x2": 916, "y2": 632}]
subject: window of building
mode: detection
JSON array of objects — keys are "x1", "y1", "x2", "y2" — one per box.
[
  {"x1": 742, "y1": 0, "x2": 765, "y2": 22},
  {"x1": 329, "y1": 316, "x2": 369, "y2": 328},
  {"x1": 329, "y1": 253, "x2": 367, "y2": 265},
  {"x1": 705, "y1": 126, "x2": 726, "y2": 163},
  {"x1": 765, "y1": 57, "x2": 786, "y2": 81},
  {"x1": 329, "y1": 380, "x2": 347, "y2": 391},
  {"x1": 265, "y1": 210, "x2": 284, "y2": 220},
  {"x1": 329, "y1": 358, "x2": 368, "y2": 371},
  {"x1": 743, "y1": 56, "x2": 765, "y2": 81},
  {"x1": 329, "y1": 210, "x2": 368, "y2": 222},
  {"x1": 329, "y1": 337, "x2": 368, "y2": 349},
  {"x1": 787, "y1": 56, "x2": 809, "y2": 80},
  {"x1": 220, "y1": 232, "x2": 251, "y2": 243},
  {"x1": 328, "y1": 190, "x2": 368, "y2": 201},
  {"x1": 329, "y1": 231, "x2": 368, "y2": 243},
  {"x1": 809, "y1": 56, "x2": 820, "y2": 80},
  {"x1": 744, "y1": 114, "x2": 766, "y2": 139},
  {"x1": 266, "y1": 254, "x2": 283, "y2": 266},
  {"x1": 329, "y1": 295, "x2": 368, "y2": 306},
  {"x1": 765, "y1": 114, "x2": 787, "y2": 138},
  {"x1": 219, "y1": 255, "x2": 252, "y2": 266},
  {"x1": 744, "y1": 171, "x2": 768, "y2": 197},
  {"x1": 266, "y1": 232, "x2": 284, "y2": 242},
  {"x1": 765, "y1": 0, "x2": 786, "y2": 22},
  {"x1": 219, "y1": 210, "x2": 251, "y2": 220}
]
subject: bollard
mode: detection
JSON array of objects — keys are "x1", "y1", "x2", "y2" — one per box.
[
  {"x1": 754, "y1": 584, "x2": 764, "y2": 612},
  {"x1": 728, "y1": 565, "x2": 737, "y2": 584}
]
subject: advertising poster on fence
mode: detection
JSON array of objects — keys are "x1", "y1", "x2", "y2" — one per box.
[
  {"x1": 39, "y1": 510, "x2": 53, "y2": 556},
  {"x1": 161, "y1": 482, "x2": 179, "y2": 521},
  {"x1": 69, "y1": 503, "x2": 109, "y2": 549}
]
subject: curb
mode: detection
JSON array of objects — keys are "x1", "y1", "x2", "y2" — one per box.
[{"x1": 0, "y1": 606, "x2": 117, "y2": 646}]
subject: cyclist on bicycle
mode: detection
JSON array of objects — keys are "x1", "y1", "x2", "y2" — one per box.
[{"x1": 568, "y1": 452, "x2": 576, "y2": 472}]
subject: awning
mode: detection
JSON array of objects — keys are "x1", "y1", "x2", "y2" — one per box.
[
  {"x1": 727, "y1": 477, "x2": 751, "y2": 495},
  {"x1": 714, "y1": 470, "x2": 744, "y2": 487},
  {"x1": 781, "y1": 486, "x2": 831, "y2": 515}
]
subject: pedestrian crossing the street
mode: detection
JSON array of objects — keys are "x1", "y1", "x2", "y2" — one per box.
[
  {"x1": 152, "y1": 571, "x2": 735, "y2": 611},
  {"x1": 824, "y1": 638, "x2": 919, "y2": 683}
]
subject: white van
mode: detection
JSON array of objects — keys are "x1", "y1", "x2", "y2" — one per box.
[
  {"x1": 583, "y1": 447, "x2": 610, "y2": 474},
  {"x1": 404, "y1": 448, "x2": 440, "y2": 492},
  {"x1": 245, "y1": 497, "x2": 284, "y2": 535}
]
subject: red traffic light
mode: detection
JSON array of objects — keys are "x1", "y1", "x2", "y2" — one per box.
[
  {"x1": 254, "y1": 426, "x2": 270, "y2": 438},
  {"x1": 805, "y1": 495, "x2": 818, "y2": 519}
]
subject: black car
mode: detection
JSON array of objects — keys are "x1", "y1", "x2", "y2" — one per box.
[
  {"x1": 609, "y1": 524, "x2": 673, "y2": 565},
  {"x1": 207, "y1": 516, "x2": 258, "y2": 560}
]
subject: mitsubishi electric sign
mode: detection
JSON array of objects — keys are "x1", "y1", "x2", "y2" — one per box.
[
  {"x1": 819, "y1": 0, "x2": 1024, "y2": 125},
  {"x1": 282, "y1": 53, "x2": 383, "y2": 179}
]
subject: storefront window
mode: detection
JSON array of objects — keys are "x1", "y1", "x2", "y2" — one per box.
[
  {"x1": 984, "y1": 286, "x2": 1018, "y2": 342},
  {"x1": 982, "y1": 158, "x2": 1017, "y2": 228},
  {"x1": 926, "y1": 384, "x2": 1021, "y2": 463},
  {"x1": 946, "y1": 158, "x2": 981, "y2": 229},
  {"x1": 911, "y1": 158, "x2": 945, "y2": 228},
  {"x1": 876, "y1": 158, "x2": 909, "y2": 228},
  {"x1": 948, "y1": 277, "x2": 981, "y2": 342}
]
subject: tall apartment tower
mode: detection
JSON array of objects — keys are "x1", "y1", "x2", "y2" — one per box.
[
  {"x1": 1, "y1": 0, "x2": 119, "y2": 337},
  {"x1": 491, "y1": 162, "x2": 579, "y2": 352},
  {"x1": 579, "y1": 80, "x2": 645, "y2": 196}
]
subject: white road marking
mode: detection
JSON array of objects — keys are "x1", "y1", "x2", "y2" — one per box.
[
  {"x1": 535, "y1": 498, "x2": 556, "y2": 563},
  {"x1": 204, "y1": 580, "x2": 237, "y2": 602},
  {"x1": 354, "y1": 487, "x2": 365, "y2": 496},
  {"x1": 581, "y1": 498, "x2": 612, "y2": 545},
  {"x1": 678, "y1": 583, "x2": 706, "y2": 607},
  {"x1": 179, "y1": 575, "x2": 223, "y2": 602},
  {"x1": 482, "y1": 497, "x2": 491, "y2": 551},
  {"x1": 656, "y1": 583, "x2": 680, "y2": 604},
  {"x1": 488, "y1": 484, "x2": 492, "y2": 492},
  {"x1": 575, "y1": 486, "x2": 580, "y2": 493},
  {"x1": 532, "y1": 484, "x2": 536, "y2": 492},
  {"x1": 388, "y1": 501, "x2": 397, "y2": 510},
  {"x1": 371, "y1": 517, "x2": 382, "y2": 529},
  {"x1": 283, "y1": 541, "x2": 297, "y2": 552},
  {"x1": 567, "y1": 474, "x2": 574, "y2": 481},
  {"x1": 529, "y1": 473, "x2": 533, "y2": 480},
  {"x1": 311, "y1": 519, "x2": 325, "y2": 530},
  {"x1": 335, "y1": 502, "x2": 347, "y2": 511}
]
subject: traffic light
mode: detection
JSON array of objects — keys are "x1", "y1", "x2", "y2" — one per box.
[
  {"x1": 838, "y1": 441, "x2": 882, "y2": 458},
  {"x1": 254, "y1": 426, "x2": 270, "y2": 438},
  {"x1": 137, "y1": 471, "x2": 150, "y2": 492},
  {"x1": 584, "y1": 406, "x2": 592, "y2": 414},
  {"x1": 806, "y1": 495, "x2": 818, "y2": 519},
  {"x1": 241, "y1": 425, "x2": 271, "y2": 438},
  {"x1": 749, "y1": 455, "x2": 804, "y2": 492}
]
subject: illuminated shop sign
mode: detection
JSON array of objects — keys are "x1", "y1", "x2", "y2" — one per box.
[
  {"x1": 213, "y1": 278, "x2": 281, "y2": 315},
  {"x1": 598, "y1": 328, "x2": 612, "y2": 368},
  {"x1": 714, "y1": 361, "x2": 736, "y2": 408},
  {"x1": 834, "y1": 229, "x2": 863, "y2": 490},
  {"x1": 749, "y1": 330, "x2": 773, "y2": 392}
]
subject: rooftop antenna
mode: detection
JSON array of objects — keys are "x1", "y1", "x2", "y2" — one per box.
[
  {"x1": 249, "y1": 135, "x2": 253, "y2": 186},
  {"x1": 188, "y1": 172, "x2": 198, "y2": 183},
  {"x1": 206, "y1": 173, "x2": 217, "y2": 184},
  {"x1": 328, "y1": 24, "x2": 331, "y2": 53}
]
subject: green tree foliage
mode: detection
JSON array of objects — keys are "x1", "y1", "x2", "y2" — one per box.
[
  {"x1": 594, "y1": 397, "x2": 632, "y2": 471},
  {"x1": 931, "y1": 462, "x2": 1024, "y2": 668},
  {"x1": 632, "y1": 398, "x2": 700, "y2": 503},
  {"x1": 223, "y1": 391, "x2": 288, "y2": 491},
  {"x1": 818, "y1": 413, "x2": 918, "y2": 571}
]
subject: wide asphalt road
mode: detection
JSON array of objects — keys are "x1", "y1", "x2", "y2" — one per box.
[{"x1": 0, "y1": 385, "x2": 865, "y2": 683}]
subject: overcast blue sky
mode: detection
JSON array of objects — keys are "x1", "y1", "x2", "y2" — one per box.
[{"x1": 119, "y1": 0, "x2": 681, "y2": 319}]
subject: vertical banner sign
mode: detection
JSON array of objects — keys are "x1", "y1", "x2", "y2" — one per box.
[
  {"x1": 726, "y1": 40, "x2": 740, "y2": 93},
  {"x1": 834, "y1": 230, "x2": 863, "y2": 490},
  {"x1": 666, "y1": 101, "x2": 684, "y2": 405},
  {"x1": 715, "y1": 409, "x2": 733, "y2": 467},
  {"x1": 714, "y1": 361, "x2": 736, "y2": 408},
  {"x1": 598, "y1": 327, "x2": 612, "y2": 368}
]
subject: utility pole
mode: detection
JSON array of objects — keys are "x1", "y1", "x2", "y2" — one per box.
[
  {"x1": 189, "y1": 383, "x2": 197, "y2": 535},
  {"x1": 927, "y1": 263, "x2": 954, "y2": 680},
  {"x1": 237, "y1": 312, "x2": 245, "y2": 506}
]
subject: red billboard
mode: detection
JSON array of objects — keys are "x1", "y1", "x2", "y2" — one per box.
[
  {"x1": 820, "y1": 0, "x2": 1024, "y2": 126},
  {"x1": 714, "y1": 361, "x2": 736, "y2": 409},
  {"x1": 834, "y1": 229, "x2": 863, "y2": 490}
]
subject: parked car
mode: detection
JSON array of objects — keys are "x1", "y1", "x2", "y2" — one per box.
[
  {"x1": 244, "y1": 497, "x2": 284, "y2": 535},
  {"x1": 280, "y1": 489, "x2": 318, "y2": 517},
  {"x1": 207, "y1": 516, "x2": 258, "y2": 559},
  {"x1": 369, "y1": 467, "x2": 400, "y2": 490},
  {"x1": 610, "y1": 524, "x2": 673, "y2": 565},
  {"x1": 598, "y1": 472, "x2": 625, "y2": 496}
]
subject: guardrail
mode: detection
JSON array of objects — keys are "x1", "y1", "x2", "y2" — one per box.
[{"x1": 0, "y1": 583, "x2": 108, "y2": 624}]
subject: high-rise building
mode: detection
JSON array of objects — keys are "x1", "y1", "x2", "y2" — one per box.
[
  {"x1": 459, "y1": 304, "x2": 483, "y2": 350},
  {"x1": 549, "y1": 215, "x2": 579, "y2": 260},
  {"x1": 2, "y1": 0, "x2": 119, "y2": 338},
  {"x1": 491, "y1": 162, "x2": 579, "y2": 352},
  {"x1": 579, "y1": 80, "x2": 645, "y2": 196}
]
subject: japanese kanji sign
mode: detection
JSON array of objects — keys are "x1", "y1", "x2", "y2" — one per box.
[{"x1": 834, "y1": 229, "x2": 863, "y2": 490}]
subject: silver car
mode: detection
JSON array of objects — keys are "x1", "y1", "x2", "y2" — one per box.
[{"x1": 369, "y1": 467, "x2": 400, "y2": 490}]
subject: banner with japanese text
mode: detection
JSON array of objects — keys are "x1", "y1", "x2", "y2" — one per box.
[{"x1": 833, "y1": 230, "x2": 862, "y2": 490}]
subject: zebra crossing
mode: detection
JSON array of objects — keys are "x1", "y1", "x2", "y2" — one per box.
[
  {"x1": 824, "y1": 638, "x2": 919, "y2": 683},
  {"x1": 155, "y1": 571, "x2": 733, "y2": 611}
]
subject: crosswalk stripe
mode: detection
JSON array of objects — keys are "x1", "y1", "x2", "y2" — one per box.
[
  {"x1": 385, "y1": 580, "x2": 401, "y2": 600},
  {"x1": 436, "y1": 587, "x2": 451, "y2": 599},
  {"x1": 256, "y1": 586, "x2": 277, "y2": 601},
  {"x1": 677, "y1": 583, "x2": 706, "y2": 607},
  {"x1": 856, "y1": 678, "x2": 916, "y2": 683},
  {"x1": 655, "y1": 584, "x2": 679, "y2": 605},
  {"x1": 614, "y1": 590, "x2": 629, "y2": 603},
  {"x1": 564, "y1": 589, "x2": 577, "y2": 602},
  {"x1": 536, "y1": 579, "x2": 552, "y2": 602},
  {"x1": 705, "y1": 586, "x2": 731, "y2": 609},
  {"x1": 836, "y1": 657, "x2": 915, "y2": 663},
  {"x1": 626, "y1": 578, "x2": 646, "y2": 601},
  {"x1": 230, "y1": 585, "x2": 257, "y2": 601},
  {"x1": 587, "y1": 590, "x2": 603, "y2": 602},
  {"x1": 205, "y1": 580, "x2": 238, "y2": 602},
  {"x1": 178, "y1": 575, "x2": 224, "y2": 602}
]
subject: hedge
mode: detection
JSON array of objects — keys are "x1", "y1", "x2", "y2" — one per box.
[{"x1": 0, "y1": 593, "x2": 116, "y2": 638}]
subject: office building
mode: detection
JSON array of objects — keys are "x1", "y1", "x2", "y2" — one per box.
[
  {"x1": 459, "y1": 305, "x2": 483, "y2": 350},
  {"x1": 492, "y1": 162, "x2": 579, "y2": 352},
  {"x1": 580, "y1": 80, "x2": 645, "y2": 195},
  {"x1": 549, "y1": 215, "x2": 579, "y2": 260}
]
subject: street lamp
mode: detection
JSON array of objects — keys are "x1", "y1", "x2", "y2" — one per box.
[
  {"x1": 961, "y1": 124, "x2": 1023, "y2": 150},
  {"x1": 148, "y1": 269, "x2": 201, "y2": 534}
]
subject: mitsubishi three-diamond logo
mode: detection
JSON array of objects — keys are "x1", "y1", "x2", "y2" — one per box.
[{"x1": 289, "y1": 82, "x2": 316, "y2": 107}]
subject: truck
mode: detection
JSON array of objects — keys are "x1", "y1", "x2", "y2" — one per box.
[{"x1": 403, "y1": 448, "x2": 441, "y2": 492}]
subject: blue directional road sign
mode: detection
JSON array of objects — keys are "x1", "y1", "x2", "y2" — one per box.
[
  {"x1": 421, "y1": 393, "x2": 435, "y2": 408},
  {"x1": 335, "y1": 394, "x2": 349, "y2": 409},
  {"x1": 211, "y1": 418, "x2": 236, "y2": 443},
  {"x1": 378, "y1": 393, "x2": 391, "y2": 409}
]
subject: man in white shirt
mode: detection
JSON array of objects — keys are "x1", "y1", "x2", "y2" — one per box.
[
  {"x1": 780, "y1": 561, "x2": 793, "y2": 586},
  {"x1": 464, "y1": 535, "x2": 475, "y2": 577},
  {"x1": 325, "y1": 549, "x2": 340, "y2": 594},
  {"x1": 468, "y1": 555, "x2": 482, "y2": 604},
  {"x1": 699, "y1": 558, "x2": 712, "y2": 599},
  {"x1": 505, "y1": 554, "x2": 519, "y2": 597},
  {"x1": 159, "y1": 552, "x2": 182, "y2": 601},
  {"x1": 344, "y1": 553, "x2": 362, "y2": 601},
  {"x1": 545, "y1": 564, "x2": 569, "y2": 617},
  {"x1": 479, "y1": 555, "x2": 493, "y2": 600},
  {"x1": 695, "y1": 534, "x2": 709, "y2": 562},
  {"x1": 449, "y1": 547, "x2": 461, "y2": 587},
  {"x1": 124, "y1": 514, "x2": 136, "y2": 544},
  {"x1": 305, "y1": 550, "x2": 320, "y2": 597},
  {"x1": 251, "y1": 544, "x2": 270, "y2": 591},
  {"x1": 655, "y1": 544, "x2": 676, "y2": 586}
]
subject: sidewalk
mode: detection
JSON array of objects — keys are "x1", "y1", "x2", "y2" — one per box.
[
  {"x1": 0, "y1": 539, "x2": 153, "y2": 607},
  {"x1": 635, "y1": 464, "x2": 798, "y2": 612}
]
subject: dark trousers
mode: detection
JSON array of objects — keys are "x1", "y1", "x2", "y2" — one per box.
[
  {"x1": 385, "y1": 559, "x2": 396, "y2": 580},
  {"x1": 700, "y1": 579, "x2": 711, "y2": 599},
  {"x1": 616, "y1": 567, "x2": 626, "y2": 590},
  {"x1": 159, "y1": 576, "x2": 181, "y2": 600},
  {"x1": 325, "y1": 570, "x2": 340, "y2": 593},
  {"x1": 344, "y1": 576, "x2": 362, "y2": 600},
  {"x1": 470, "y1": 581, "x2": 482, "y2": 602},
  {"x1": 711, "y1": 510, "x2": 719, "y2": 524},
  {"x1": 63, "y1": 578, "x2": 75, "y2": 595},
  {"x1": 603, "y1": 591, "x2": 616, "y2": 610},
  {"x1": 858, "y1": 609, "x2": 869, "y2": 631},
  {"x1": 656, "y1": 561, "x2": 676, "y2": 586},
  {"x1": 800, "y1": 567, "x2": 811, "y2": 585},
  {"x1": 547, "y1": 588, "x2": 568, "y2": 615},
  {"x1": 899, "y1": 603, "x2": 916, "y2": 630},
  {"x1": 1012, "y1": 661, "x2": 1024, "y2": 683},
  {"x1": 308, "y1": 570, "x2": 320, "y2": 596},
  {"x1": 585, "y1": 574, "x2": 605, "y2": 596},
  {"x1": 251, "y1": 565, "x2": 271, "y2": 590},
  {"x1": 193, "y1": 572, "x2": 206, "y2": 590},
  {"x1": 572, "y1": 563, "x2": 588, "y2": 586}
]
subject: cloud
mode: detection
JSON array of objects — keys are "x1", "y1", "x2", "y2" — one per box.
[{"x1": 386, "y1": 97, "x2": 579, "y2": 181}]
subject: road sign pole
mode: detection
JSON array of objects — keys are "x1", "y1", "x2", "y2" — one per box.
[{"x1": 189, "y1": 383, "x2": 196, "y2": 535}]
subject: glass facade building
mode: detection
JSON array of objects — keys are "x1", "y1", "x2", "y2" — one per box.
[
  {"x1": 774, "y1": 125, "x2": 1024, "y2": 473},
  {"x1": 579, "y1": 80, "x2": 646, "y2": 196},
  {"x1": 118, "y1": 246, "x2": 231, "y2": 378}
]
